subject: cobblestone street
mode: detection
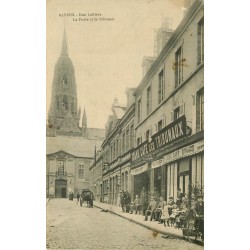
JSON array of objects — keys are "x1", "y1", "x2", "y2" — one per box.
[{"x1": 47, "y1": 199, "x2": 203, "y2": 250}]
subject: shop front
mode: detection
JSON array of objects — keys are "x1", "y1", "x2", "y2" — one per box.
[
  {"x1": 132, "y1": 116, "x2": 204, "y2": 203},
  {"x1": 152, "y1": 140, "x2": 204, "y2": 202},
  {"x1": 131, "y1": 163, "x2": 150, "y2": 198}
]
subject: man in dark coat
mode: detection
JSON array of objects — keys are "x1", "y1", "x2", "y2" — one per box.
[
  {"x1": 176, "y1": 188, "x2": 184, "y2": 208},
  {"x1": 77, "y1": 193, "x2": 80, "y2": 203},
  {"x1": 124, "y1": 191, "x2": 131, "y2": 213},
  {"x1": 193, "y1": 195, "x2": 204, "y2": 240},
  {"x1": 120, "y1": 190, "x2": 125, "y2": 212}
]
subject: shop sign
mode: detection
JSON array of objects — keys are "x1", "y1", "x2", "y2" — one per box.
[
  {"x1": 151, "y1": 158, "x2": 163, "y2": 169},
  {"x1": 163, "y1": 140, "x2": 204, "y2": 165},
  {"x1": 120, "y1": 152, "x2": 131, "y2": 163},
  {"x1": 131, "y1": 163, "x2": 148, "y2": 176},
  {"x1": 122, "y1": 162, "x2": 131, "y2": 169},
  {"x1": 131, "y1": 116, "x2": 187, "y2": 161},
  {"x1": 109, "y1": 159, "x2": 119, "y2": 169}
]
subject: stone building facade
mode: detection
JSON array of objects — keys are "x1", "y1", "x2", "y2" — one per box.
[
  {"x1": 131, "y1": 0, "x2": 204, "y2": 201},
  {"x1": 90, "y1": 0, "x2": 204, "y2": 204}
]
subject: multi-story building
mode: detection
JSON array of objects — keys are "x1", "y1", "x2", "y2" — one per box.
[
  {"x1": 101, "y1": 89, "x2": 135, "y2": 204},
  {"x1": 89, "y1": 149, "x2": 103, "y2": 202},
  {"x1": 131, "y1": 0, "x2": 204, "y2": 201},
  {"x1": 89, "y1": 0, "x2": 204, "y2": 204}
]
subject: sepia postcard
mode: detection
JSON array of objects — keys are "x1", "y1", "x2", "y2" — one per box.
[{"x1": 46, "y1": 0, "x2": 204, "y2": 249}]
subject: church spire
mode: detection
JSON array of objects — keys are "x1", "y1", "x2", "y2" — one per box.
[
  {"x1": 61, "y1": 28, "x2": 68, "y2": 56},
  {"x1": 82, "y1": 107, "x2": 87, "y2": 127},
  {"x1": 81, "y1": 107, "x2": 87, "y2": 138}
]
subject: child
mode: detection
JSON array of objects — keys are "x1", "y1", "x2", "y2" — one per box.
[{"x1": 161, "y1": 203, "x2": 170, "y2": 226}]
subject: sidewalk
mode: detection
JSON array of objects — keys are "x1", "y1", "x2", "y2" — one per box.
[{"x1": 93, "y1": 201, "x2": 184, "y2": 239}]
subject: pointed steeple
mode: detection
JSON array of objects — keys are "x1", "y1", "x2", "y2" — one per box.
[
  {"x1": 82, "y1": 107, "x2": 87, "y2": 127},
  {"x1": 61, "y1": 27, "x2": 68, "y2": 56},
  {"x1": 78, "y1": 107, "x2": 81, "y2": 119}
]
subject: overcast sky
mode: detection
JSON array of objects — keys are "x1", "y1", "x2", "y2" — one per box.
[{"x1": 46, "y1": 0, "x2": 184, "y2": 129}]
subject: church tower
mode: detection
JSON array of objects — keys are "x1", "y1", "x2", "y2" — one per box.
[{"x1": 48, "y1": 29, "x2": 81, "y2": 136}]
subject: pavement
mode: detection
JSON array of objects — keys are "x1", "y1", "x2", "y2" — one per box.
[
  {"x1": 93, "y1": 201, "x2": 184, "y2": 240},
  {"x1": 47, "y1": 198, "x2": 204, "y2": 249}
]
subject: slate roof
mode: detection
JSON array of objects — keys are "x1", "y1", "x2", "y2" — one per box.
[
  {"x1": 87, "y1": 128, "x2": 105, "y2": 140},
  {"x1": 113, "y1": 106, "x2": 126, "y2": 119},
  {"x1": 46, "y1": 136, "x2": 103, "y2": 158}
]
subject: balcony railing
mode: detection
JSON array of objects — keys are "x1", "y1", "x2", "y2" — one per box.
[{"x1": 55, "y1": 171, "x2": 67, "y2": 179}]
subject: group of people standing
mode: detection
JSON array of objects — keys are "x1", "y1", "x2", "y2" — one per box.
[
  {"x1": 118, "y1": 187, "x2": 204, "y2": 239},
  {"x1": 143, "y1": 188, "x2": 204, "y2": 230}
]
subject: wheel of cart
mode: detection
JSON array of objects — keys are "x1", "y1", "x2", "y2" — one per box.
[
  {"x1": 183, "y1": 215, "x2": 204, "y2": 243},
  {"x1": 194, "y1": 215, "x2": 204, "y2": 241}
]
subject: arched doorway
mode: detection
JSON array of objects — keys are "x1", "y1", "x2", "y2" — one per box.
[{"x1": 55, "y1": 179, "x2": 67, "y2": 198}]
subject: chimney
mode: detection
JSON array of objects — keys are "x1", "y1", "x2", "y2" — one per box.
[
  {"x1": 154, "y1": 17, "x2": 174, "y2": 56},
  {"x1": 142, "y1": 56, "x2": 155, "y2": 77},
  {"x1": 182, "y1": 0, "x2": 195, "y2": 17},
  {"x1": 125, "y1": 88, "x2": 135, "y2": 109}
]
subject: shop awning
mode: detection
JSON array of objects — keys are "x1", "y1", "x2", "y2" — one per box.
[{"x1": 131, "y1": 163, "x2": 148, "y2": 175}]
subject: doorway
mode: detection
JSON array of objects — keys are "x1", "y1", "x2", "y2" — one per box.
[{"x1": 55, "y1": 179, "x2": 67, "y2": 198}]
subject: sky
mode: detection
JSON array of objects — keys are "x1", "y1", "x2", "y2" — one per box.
[{"x1": 46, "y1": 0, "x2": 185, "y2": 129}]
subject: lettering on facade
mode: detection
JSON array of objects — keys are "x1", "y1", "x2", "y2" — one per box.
[
  {"x1": 131, "y1": 116, "x2": 187, "y2": 162},
  {"x1": 182, "y1": 145, "x2": 195, "y2": 155},
  {"x1": 162, "y1": 140, "x2": 204, "y2": 165},
  {"x1": 151, "y1": 141, "x2": 204, "y2": 169},
  {"x1": 131, "y1": 163, "x2": 148, "y2": 175},
  {"x1": 108, "y1": 152, "x2": 131, "y2": 171}
]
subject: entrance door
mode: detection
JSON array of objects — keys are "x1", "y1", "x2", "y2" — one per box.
[
  {"x1": 61, "y1": 187, "x2": 67, "y2": 198},
  {"x1": 178, "y1": 173, "x2": 189, "y2": 195},
  {"x1": 134, "y1": 172, "x2": 150, "y2": 196},
  {"x1": 55, "y1": 179, "x2": 67, "y2": 198}
]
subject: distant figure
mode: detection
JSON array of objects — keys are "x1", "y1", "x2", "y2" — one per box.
[
  {"x1": 89, "y1": 192, "x2": 94, "y2": 208},
  {"x1": 121, "y1": 190, "x2": 125, "y2": 212},
  {"x1": 124, "y1": 191, "x2": 131, "y2": 213},
  {"x1": 117, "y1": 192, "x2": 121, "y2": 207},
  {"x1": 130, "y1": 195, "x2": 140, "y2": 214},
  {"x1": 144, "y1": 196, "x2": 157, "y2": 221},
  {"x1": 77, "y1": 192, "x2": 80, "y2": 204},
  {"x1": 176, "y1": 188, "x2": 184, "y2": 209}
]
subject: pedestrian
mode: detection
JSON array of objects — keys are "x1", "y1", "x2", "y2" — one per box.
[
  {"x1": 130, "y1": 195, "x2": 140, "y2": 214},
  {"x1": 176, "y1": 188, "x2": 184, "y2": 208},
  {"x1": 144, "y1": 196, "x2": 157, "y2": 221},
  {"x1": 117, "y1": 191, "x2": 121, "y2": 207},
  {"x1": 193, "y1": 194, "x2": 204, "y2": 240},
  {"x1": 77, "y1": 192, "x2": 80, "y2": 204},
  {"x1": 140, "y1": 187, "x2": 149, "y2": 216},
  {"x1": 161, "y1": 202, "x2": 170, "y2": 226},
  {"x1": 156, "y1": 196, "x2": 164, "y2": 223},
  {"x1": 121, "y1": 190, "x2": 125, "y2": 212}
]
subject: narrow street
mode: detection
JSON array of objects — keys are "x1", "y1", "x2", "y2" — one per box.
[{"x1": 47, "y1": 199, "x2": 203, "y2": 250}]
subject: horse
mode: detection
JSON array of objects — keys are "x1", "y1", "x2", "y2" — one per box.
[{"x1": 80, "y1": 192, "x2": 94, "y2": 208}]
